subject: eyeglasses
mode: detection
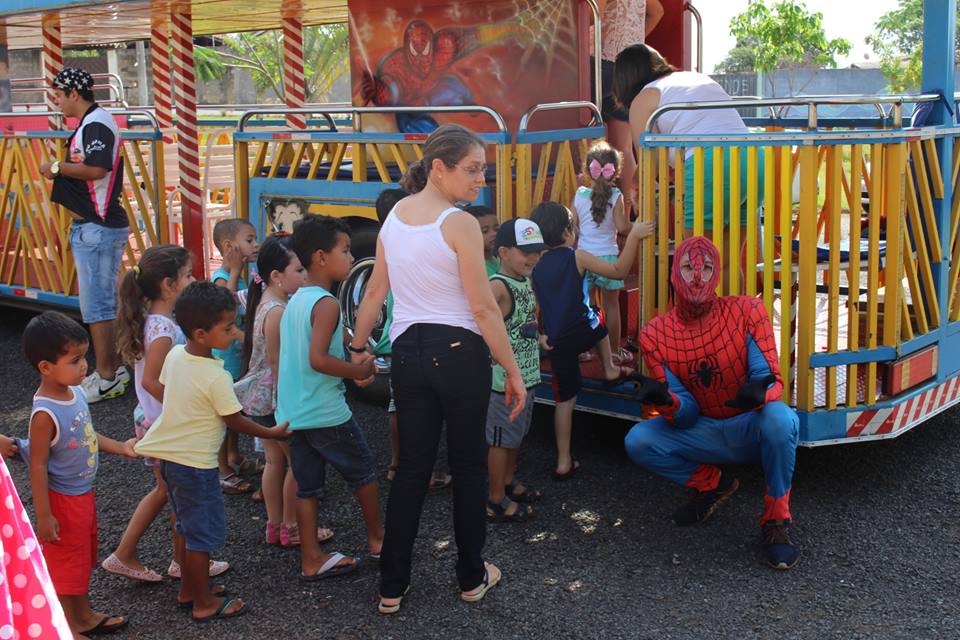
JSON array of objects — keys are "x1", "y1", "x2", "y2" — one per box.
[{"x1": 455, "y1": 164, "x2": 487, "y2": 179}]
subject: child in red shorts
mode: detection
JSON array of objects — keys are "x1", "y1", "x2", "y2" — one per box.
[{"x1": 20, "y1": 312, "x2": 139, "y2": 637}]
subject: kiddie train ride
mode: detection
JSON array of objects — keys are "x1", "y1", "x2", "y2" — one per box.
[{"x1": 3, "y1": 0, "x2": 960, "y2": 448}]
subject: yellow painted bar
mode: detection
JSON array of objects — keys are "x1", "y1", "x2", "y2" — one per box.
[
  {"x1": 745, "y1": 146, "x2": 758, "y2": 297},
  {"x1": 826, "y1": 146, "x2": 841, "y2": 409},
  {"x1": 642, "y1": 148, "x2": 656, "y2": 324},
  {"x1": 367, "y1": 145, "x2": 391, "y2": 183},
  {"x1": 533, "y1": 142, "x2": 551, "y2": 205},
  {"x1": 673, "y1": 148, "x2": 685, "y2": 243},
  {"x1": 497, "y1": 143, "x2": 512, "y2": 219},
  {"x1": 693, "y1": 147, "x2": 705, "y2": 236},
  {"x1": 305, "y1": 143, "x2": 326, "y2": 181},
  {"x1": 387, "y1": 143, "x2": 409, "y2": 174},
  {"x1": 352, "y1": 143, "x2": 367, "y2": 183},
  {"x1": 796, "y1": 146, "x2": 817, "y2": 411},
  {"x1": 729, "y1": 147, "x2": 741, "y2": 295},
  {"x1": 901, "y1": 222, "x2": 927, "y2": 335},
  {"x1": 266, "y1": 141, "x2": 285, "y2": 179},
  {"x1": 514, "y1": 143, "x2": 532, "y2": 216},
  {"x1": 762, "y1": 146, "x2": 776, "y2": 316},
  {"x1": 326, "y1": 143, "x2": 347, "y2": 180},
  {"x1": 923, "y1": 138, "x2": 944, "y2": 199},
  {"x1": 904, "y1": 168, "x2": 938, "y2": 329},
  {"x1": 910, "y1": 141, "x2": 943, "y2": 262},
  {"x1": 846, "y1": 145, "x2": 862, "y2": 406},
  {"x1": 657, "y1": 147, "x2": 670, "y2": 314},
  {"x1": 712, "y1": 147, "x2": 725, "y2": 295},
  {"x1": 778, "y1": 146, "x2": 793, "y2": 396},
  {"x1": 882, "y1": 143, "x2": 904, "y2": 348},
  {"x1": 286, "y1": 142, "x2": 306, "y2": 179},
  {"x1": 865, "y1": 144, "x2": 883, "y2": 404}
]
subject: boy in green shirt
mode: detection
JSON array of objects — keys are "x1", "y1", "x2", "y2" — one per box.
[{"x1": 486, "y1": 218, "x2": 547, "y2": 522}]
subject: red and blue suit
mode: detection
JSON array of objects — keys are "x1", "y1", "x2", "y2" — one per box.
[{"x1": 624, "y1": 236, "x2": 799, "y2": 525}]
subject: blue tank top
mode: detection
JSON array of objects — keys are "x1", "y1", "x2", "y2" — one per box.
[
  {"x1": 531, "y1": 246, "x2": 599, "y2": 345},
  {"x1": 211, "y1": 268, "x2": 248, "y2": 379},
  {"x1": 22, "y1": 387, "x2": 99, "y2": 495}
]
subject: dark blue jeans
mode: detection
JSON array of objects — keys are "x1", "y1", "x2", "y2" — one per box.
[{"x1": 379, "y1": 324, "x2": 492, "y2": 598}]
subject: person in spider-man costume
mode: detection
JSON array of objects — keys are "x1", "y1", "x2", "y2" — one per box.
[
  {"x1": 624, "y1": 236, "x2": 801, "y2": 570},
  {"x1": 360, "y1": 19, "x2": 528, "y2": 133}
]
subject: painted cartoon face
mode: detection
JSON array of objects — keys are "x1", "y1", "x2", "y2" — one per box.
[
  {"x1": 671, "y1": 236, "x2": 720, "y2": 310},
  {"x1": 404, "y1": 20, "x2": 435, "y2": 78},
  {"x1": 271, "y1": 201, "x2": 305, "y2": 234}
]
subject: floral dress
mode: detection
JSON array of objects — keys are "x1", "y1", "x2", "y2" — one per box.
[{"x1": 234, "y1": 299, "x2": 286, "y2": 417}]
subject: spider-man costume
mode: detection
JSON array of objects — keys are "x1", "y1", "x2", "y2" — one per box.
[
  {"x1": 360, "y1": 19, "x2": 530, "y2": 133},
  {"x1": 624, "y1": 236, "x2": 799, "y2": 527}
]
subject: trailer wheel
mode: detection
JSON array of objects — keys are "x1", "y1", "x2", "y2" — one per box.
[{"x1": 339, "y1": 256, "x2": 390, "y2": 406}]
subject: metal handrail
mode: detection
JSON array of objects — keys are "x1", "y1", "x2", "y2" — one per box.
[
  {"x1": 517, "y1": 101, "x2": 604, "y2": 136},
  {"x1": 584, "y1": 0, "x2": 602, "y2": 111},
  {"x1": 238, "y1": 105, "x2": 509, "y2": 134},
  {"x1": 0, "y1": 108, "x2": 160, "y2": 133},
  {"x1": 684, "y1": 2, "x2": 703, "y2": 74},
  {"x1": 645, "y1": 93, "x2": 942, "y2": 132}
]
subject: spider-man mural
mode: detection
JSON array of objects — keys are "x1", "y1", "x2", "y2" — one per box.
[
  {"x1": 624, "y1": 236, "x2": 801, "y2": 570},
  {"x1": 359, "y1": 18, "x2": 530, "y2": 133}
]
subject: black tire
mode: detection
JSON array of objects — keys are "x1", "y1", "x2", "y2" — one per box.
[{"x1": 339, "y1": 256, "x2": 391, "y2": 406}]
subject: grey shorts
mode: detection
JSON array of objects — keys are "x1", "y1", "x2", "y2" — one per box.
[{"x1": 485, "y1": 389, "x2": 536, "y2": 449}]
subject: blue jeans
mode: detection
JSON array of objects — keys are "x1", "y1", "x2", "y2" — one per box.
[
  {"x1": 70, "y1": 222, "x2": 128, "y2": 323},
  {"x1": 160, "y1": 461, "x2": 225, "y2": 553}
]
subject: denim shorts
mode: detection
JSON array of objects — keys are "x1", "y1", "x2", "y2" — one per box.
[
  {"x1": 160, "y1": 461, "x2": 225, "y2": 553},
  {"x1": 70, "y1": 222, "x2": 128, "y2": 323},
  {"x1": 289, "y1": 417, "x2": 376, "y2": 499}
]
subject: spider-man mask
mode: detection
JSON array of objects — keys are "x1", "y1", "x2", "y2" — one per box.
[
  {"x1": 672, "y1": 236, "x2": 720, "y2": 320},
  {"x1": 404, "y1": 20, "x2": 435, "y2": 78}
]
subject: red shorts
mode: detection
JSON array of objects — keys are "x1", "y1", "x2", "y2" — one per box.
[{"x1": 40, "y1": 490, "x2": 97, "y2": 596}]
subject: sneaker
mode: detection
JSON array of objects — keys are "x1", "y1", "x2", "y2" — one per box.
[
  {"x1": 81, "y1": 368, "x2": 128, "y2": 404},
  {"x1": 762, "y1": 519, "x2": 801, "y2": 570},
  {"x1": 671, "y1": 473, "x2": 740, "y2": 526},
  {"x1": 167, "y1": 559, "x2": 230, "y2": 579}
]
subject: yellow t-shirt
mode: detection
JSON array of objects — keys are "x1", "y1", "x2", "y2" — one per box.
[{"x1": 134, "y1": 345, "x2": 243, "y2": 469}]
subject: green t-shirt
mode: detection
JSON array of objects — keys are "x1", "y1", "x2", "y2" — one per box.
[
  {"x1": 485, "y1": 257, "x2": 500, "y2": 278},
  {"x1": 490, "y1": 273, "x2": 541, "y2": 392},
  {"x1": 373, "y1": 291, "x2": 394, "y2": 356}
]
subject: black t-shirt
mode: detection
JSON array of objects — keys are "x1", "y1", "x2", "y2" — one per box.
[{"x1": 50, "y1": 104, "x2": 128, "y2": 228}]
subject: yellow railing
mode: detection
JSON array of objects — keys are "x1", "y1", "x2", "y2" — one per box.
[
  {"x1": 639, "y1": 128, "x2": 944, "y2": 413},
  {"x1": 0, "y1": 130, "x2": 165, "y2": 302}
]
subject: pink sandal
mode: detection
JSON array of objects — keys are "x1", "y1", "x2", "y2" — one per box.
[
  {"x1": 281, "y1": 523, "x2": 335, "y2": 547},
  {"x1": 101, "y1": 553, "x2": 162, "y2": 583}
]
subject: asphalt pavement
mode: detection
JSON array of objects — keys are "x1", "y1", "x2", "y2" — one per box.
[{"x1": 1, "y1": 307, "x2": 958, "y2": 639}]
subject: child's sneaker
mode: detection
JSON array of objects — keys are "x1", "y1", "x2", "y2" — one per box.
[
  {"x1": 167, "y1": 558, "x2": 230, "y2": 578},
  {"x1": 81, "y1": 366, "x2": 129, "y2": 404},
  {"x1": 265, "y1": 521, "x2": 281, "y2": 545}
]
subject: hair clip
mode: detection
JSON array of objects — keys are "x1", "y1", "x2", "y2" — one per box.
[
  {"x1": 132, "y1": 264, "x2": 141, "y2": 276},
  {"x1": 253, "y1": 272, "x2": 263, "y2": 285}
]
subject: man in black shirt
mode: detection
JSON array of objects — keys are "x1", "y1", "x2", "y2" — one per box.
[{"x1": 39, "y1": 68, "x2": 130, "y2": 403}]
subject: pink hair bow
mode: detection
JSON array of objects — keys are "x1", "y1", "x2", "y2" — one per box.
[{"x1": 589, "y1": 159, "x2": 616, "y2": 180}]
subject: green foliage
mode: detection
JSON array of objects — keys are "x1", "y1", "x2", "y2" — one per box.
[
  {"x1": 714, "y1": 39, "x2": 758, "y2": 74},
  {"x1": 729, "y1": 0, "x2": 851, "y2": 75},
  {"x1": 867, "y1": 0, "x2": 960, "y2": 93},
  {"x1": 195, "y1": 24, "x2": 349, "y2": 102}
]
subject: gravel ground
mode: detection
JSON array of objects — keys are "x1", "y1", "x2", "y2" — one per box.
[{"x1": 1, "y1": 307, "x2": 959, "y2": 639}]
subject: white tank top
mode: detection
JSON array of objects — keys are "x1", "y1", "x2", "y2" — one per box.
[
  {"x1": 646, "y1": 72, "x2": 749, "y2": 163},
  {"x1": 574, "y1": 186, "x2": 621, "y2": 256},
  {"x1": 380, "y1": 206, "x2": 480, "y2": 342}
]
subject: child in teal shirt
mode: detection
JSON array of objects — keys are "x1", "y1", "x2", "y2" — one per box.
[{"x1": 277, "y1": 214, "x2": 383, "y2": 580}]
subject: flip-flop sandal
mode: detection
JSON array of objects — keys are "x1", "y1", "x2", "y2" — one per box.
[
  {"x1": 428, "y1": 472, "x2": 453, "y2": 490},
  {"x1": 79, "y1": 615, "x2": 128, "y2": 636},
  {"x1": 612, "y1": 349, "x2": 635, "y2": 365},
  {"x1": 230, "y1": 456, "x2": 259, "y2": 476},
  {"x1": 193, "y1": 596, "x2": 248, "y2": 623},
  {"x1": 178, "y1": 586, "x2": 229, "y2": 609},
  {"x1": 461, "y1": 563, "x2": 502, "y2": 603},
  {"x1": 251, "y1": 488, "x2": 264, "y2": 503},
  {"x1": 219, "y1": 473, "x2": 253, "y2": 495},
  {"x1": 553, "y1": 460, "x2": 581, "y2": 481},
  {"x1": 101, "y1": 553, "x2": 162, "y2": 583},
  {"x1": 601, "y1": 366, "x2": 634, "y2": 387},
  {"x1": 504, "y1": 480, "x2": 542, "y2": 503},
  {"x1": 299, "y1": 552, "x2": 360, "y2": 582},
  {"x1": 378, "y1": 586, "x2": 411, "y2": 615},
  {"x1": 487, "y1": 497, "x2": 534, "y2": 523},
  {"x1": 386, "y1": 465, "x2": 398, "y2": 481}
]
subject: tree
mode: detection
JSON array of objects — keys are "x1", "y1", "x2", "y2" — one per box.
[
  {"x1": 728, "y1": 0, "x2": 852, "y2": 95},
  {"x1": 867, "y1": 0, "x2": 960, "y2": 93},
  {"x1": 195, "y1": 24, "x2": 349, "y2": 103},
  {"x1": 715, "y1": 38, "x2": 758, "y2": 74}
]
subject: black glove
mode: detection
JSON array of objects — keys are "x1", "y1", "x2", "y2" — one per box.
[
  {"x1": 724, "y1": 374, "x2": 776, "y2": 410},
  {"x1": 627, "y1": 373, "x2": 673, "y2": 406}
]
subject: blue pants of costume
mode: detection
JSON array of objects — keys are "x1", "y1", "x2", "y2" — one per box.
[{"x1": 624, "y1": 401, "x2": 799, "y2": 523}]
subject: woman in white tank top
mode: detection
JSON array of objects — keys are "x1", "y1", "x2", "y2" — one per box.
[
  {"x1": 611, "y1": 44, "x2": 762, "y2": 271},
  {"x1": 349, "y1": 124, "x2": 525, "y2": 614}
]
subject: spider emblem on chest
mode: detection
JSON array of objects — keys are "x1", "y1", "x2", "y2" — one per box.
[{"x1": 689, "y1": 355, "x2": 721, "y2": 389}]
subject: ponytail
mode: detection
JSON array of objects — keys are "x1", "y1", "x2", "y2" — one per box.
[
  {"x1": 239, "y1": 235, "x2": 296, "y2": 378},
  {"x1": 400, "y1": 160, "x2": 428, "y2": 194},
  {"x1": 239, "y1": 275, "x2": 264, "y2": 379},
  {"x1": 116, "y1": 244, "x2": 192, "y2": 364},
  {"x1": 583, "y1": 140, "x2": 623, "y2": 226}
]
